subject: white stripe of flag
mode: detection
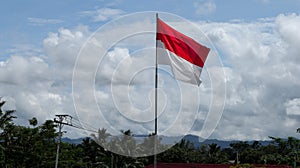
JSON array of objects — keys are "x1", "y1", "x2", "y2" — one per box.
[{"x1": 156, "y1": 17, "x2": 210, "y2": 85}]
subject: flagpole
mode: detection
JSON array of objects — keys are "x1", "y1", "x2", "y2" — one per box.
[
  {"x1": 154, "y1": 12, "x2": 158, "y2": 168},
  {"x1": 155, "y1": 13, "x2": 158, "y2": 139}
]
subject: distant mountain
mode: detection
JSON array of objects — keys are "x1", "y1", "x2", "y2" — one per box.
[
  {"x1": 62, "y1": 137, "x2": 84, "y2": 144},
  {"x1": 183, "y1": 134, "x2": 272, "y2": 149},
  {"x1": 61, "y1": 134, "x2": 273, "y2": 148}
]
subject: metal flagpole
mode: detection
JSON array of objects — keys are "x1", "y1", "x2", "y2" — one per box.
[{"x1": 154, "y1": 12, "x2": 159, "y2": 168}]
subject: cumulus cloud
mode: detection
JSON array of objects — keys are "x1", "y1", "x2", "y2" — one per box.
[
  {"x1": 285, "y1": 98, "x2": 300, "y2": 115},
  {"x1": 0, "y1": 26, "x2": 90, "y2": 137},
  {"x1": 276, "y1": 13, "x2": 300, "y2": 63},
  {"x1": 0, "y1": 55, "x2": 61, "y2": 125},
  {"x1": 198, "y1": 13, "x2": 300, "y2": 140},
  {"x1": 43, "y1": 26, "x2": 90, "y2": 81},
  {"x1": 0, "y1": 56, "x2": 48, "y2": 85},
  {"x1": 1, "y1": 13, "x2": 300, "y2": 140}
]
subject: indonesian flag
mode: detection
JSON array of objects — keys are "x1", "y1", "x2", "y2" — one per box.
[{"x1": 156, "y1": 17, "x2": 210, "y2": 85}]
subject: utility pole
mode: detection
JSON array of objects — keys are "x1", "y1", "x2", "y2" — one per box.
[
  {"x1": 54, "y1": 114, "x2": 73, "y2": 168},
  {"x1": 236, "y1": 151, "x2": 239, "y2": 164}
]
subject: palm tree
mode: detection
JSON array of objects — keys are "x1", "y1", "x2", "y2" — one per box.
[
  {"x1": 0, "y1": 99, "x2": 16, "y2": 130},
  {"x1": 206, "y1": 143, "x2": 223, "y2": 163},
  {"x1": 91, "y1": 128, "x2": 111, "y2": 147},
  {"x1": 90, "y1": 128, "x2": 111, "y2": 167},
  {"x1": 0, "y1": 98, "x2": 16, "y2": 167}
]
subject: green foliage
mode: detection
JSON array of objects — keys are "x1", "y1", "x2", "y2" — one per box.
[
  {"x1": 0, "y1": 119, "x2": 57, "y2": 167},
  {"x1": 158, "y1": 139, "x2": 194, "y2": 163},
  {"x1": 29, "y1": 117, "x2": 38, "y2": 127},
  {"x1": 0, "y1": 98, "x2": 299, "y2": 167},
  {"x1": 0, "y1": 99, "x2": 16, "y2": 130}
]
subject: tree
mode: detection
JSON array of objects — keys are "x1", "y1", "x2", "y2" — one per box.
[
  {"x1": 0, "y1": 98, "x2": 16, "y2": 167},
  {"x1": 29, "y1": 117, "x2": 38, "y2": 127},
  {"x1": 158, "y1": 139, "x2": 195, "y2": 163},
  {"x1": 91, "y1": 128, "x2": 110, "y2": 148},
  {"x1": 266, "y1": 136, "x2": 300, "y2": 165},
  {"x1": 118, "y1": 130, "x2": 144, "y2": 167},
  {"x1": 0, "y1": 99, "x2": 16, "y2": 130},
  {"x1": 206, "y1": 143, "x2": 224, "y2": 163}
]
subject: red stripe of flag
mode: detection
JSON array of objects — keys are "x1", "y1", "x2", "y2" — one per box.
[{"x1": 156, "y1": 18, "x2": 210, "y2": 68}]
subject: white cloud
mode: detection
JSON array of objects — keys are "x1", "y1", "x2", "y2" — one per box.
[
  {"x1": 79, "y1": 7, "x2": 125, "y2": 22},
  {"x1": 43, "y1": 26, "x2": 89, "y2": 81},
  {"x1": 198, "y1": 13, "x2": 300, "y2": 140},
  {"x1": 0, "y1": 26, "x2": 90, "y2": 136},
  {"x1": 0, "y1": 56, "x2": 49, "y2": 85},
  {"x1": 2, "y1": 13, "x2": 300, "y2": 140},
  {"x1": 276, "y1": 13, "x2": 300, "y2": 63},
  {"x1": 6, "y1": 44, "x2": 42, "y2": 57},
  {"x1": 194, "y1": 0, "x2": 216, "y2": 15},
  {"x1": 285, "y1": 98, "x2": 300, "y2": 115},
  {"x1": 28, "y1": 17, "x2": 63, "y2": 26},
  {"x1": 0, "y1": 55, "x2": 63, "y2": 125}
]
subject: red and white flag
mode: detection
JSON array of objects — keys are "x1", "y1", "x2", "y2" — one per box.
[{"x1": 156, "y1": 17, "x2": 210, "y2": 85}]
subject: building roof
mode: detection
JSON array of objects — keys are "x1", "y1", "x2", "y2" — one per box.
[{"x1": 145, "y1": 163, "x2": 292, "y2": 168}]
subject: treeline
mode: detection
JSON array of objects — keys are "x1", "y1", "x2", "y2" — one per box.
[{"x1": 0, "y1": 100, "x2": 300, "y2": 168}]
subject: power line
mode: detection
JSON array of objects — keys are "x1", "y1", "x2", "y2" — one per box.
[
  {"x1": 54, "y1": 115, "x2": 67, "y2": 168},
  {"x1": 69, "y1": 117, "x2": 98, "y2": 133},
  {"x1": 53, "y1": 114, "x2": 98, "y2": 133},
  {"x1": 53, "y1": 114, "x2": 98, "y2": 168}
]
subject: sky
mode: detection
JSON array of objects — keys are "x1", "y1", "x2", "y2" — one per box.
[{"x1": 1, "y1": 0, "x2": 300, "y2": 141}]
